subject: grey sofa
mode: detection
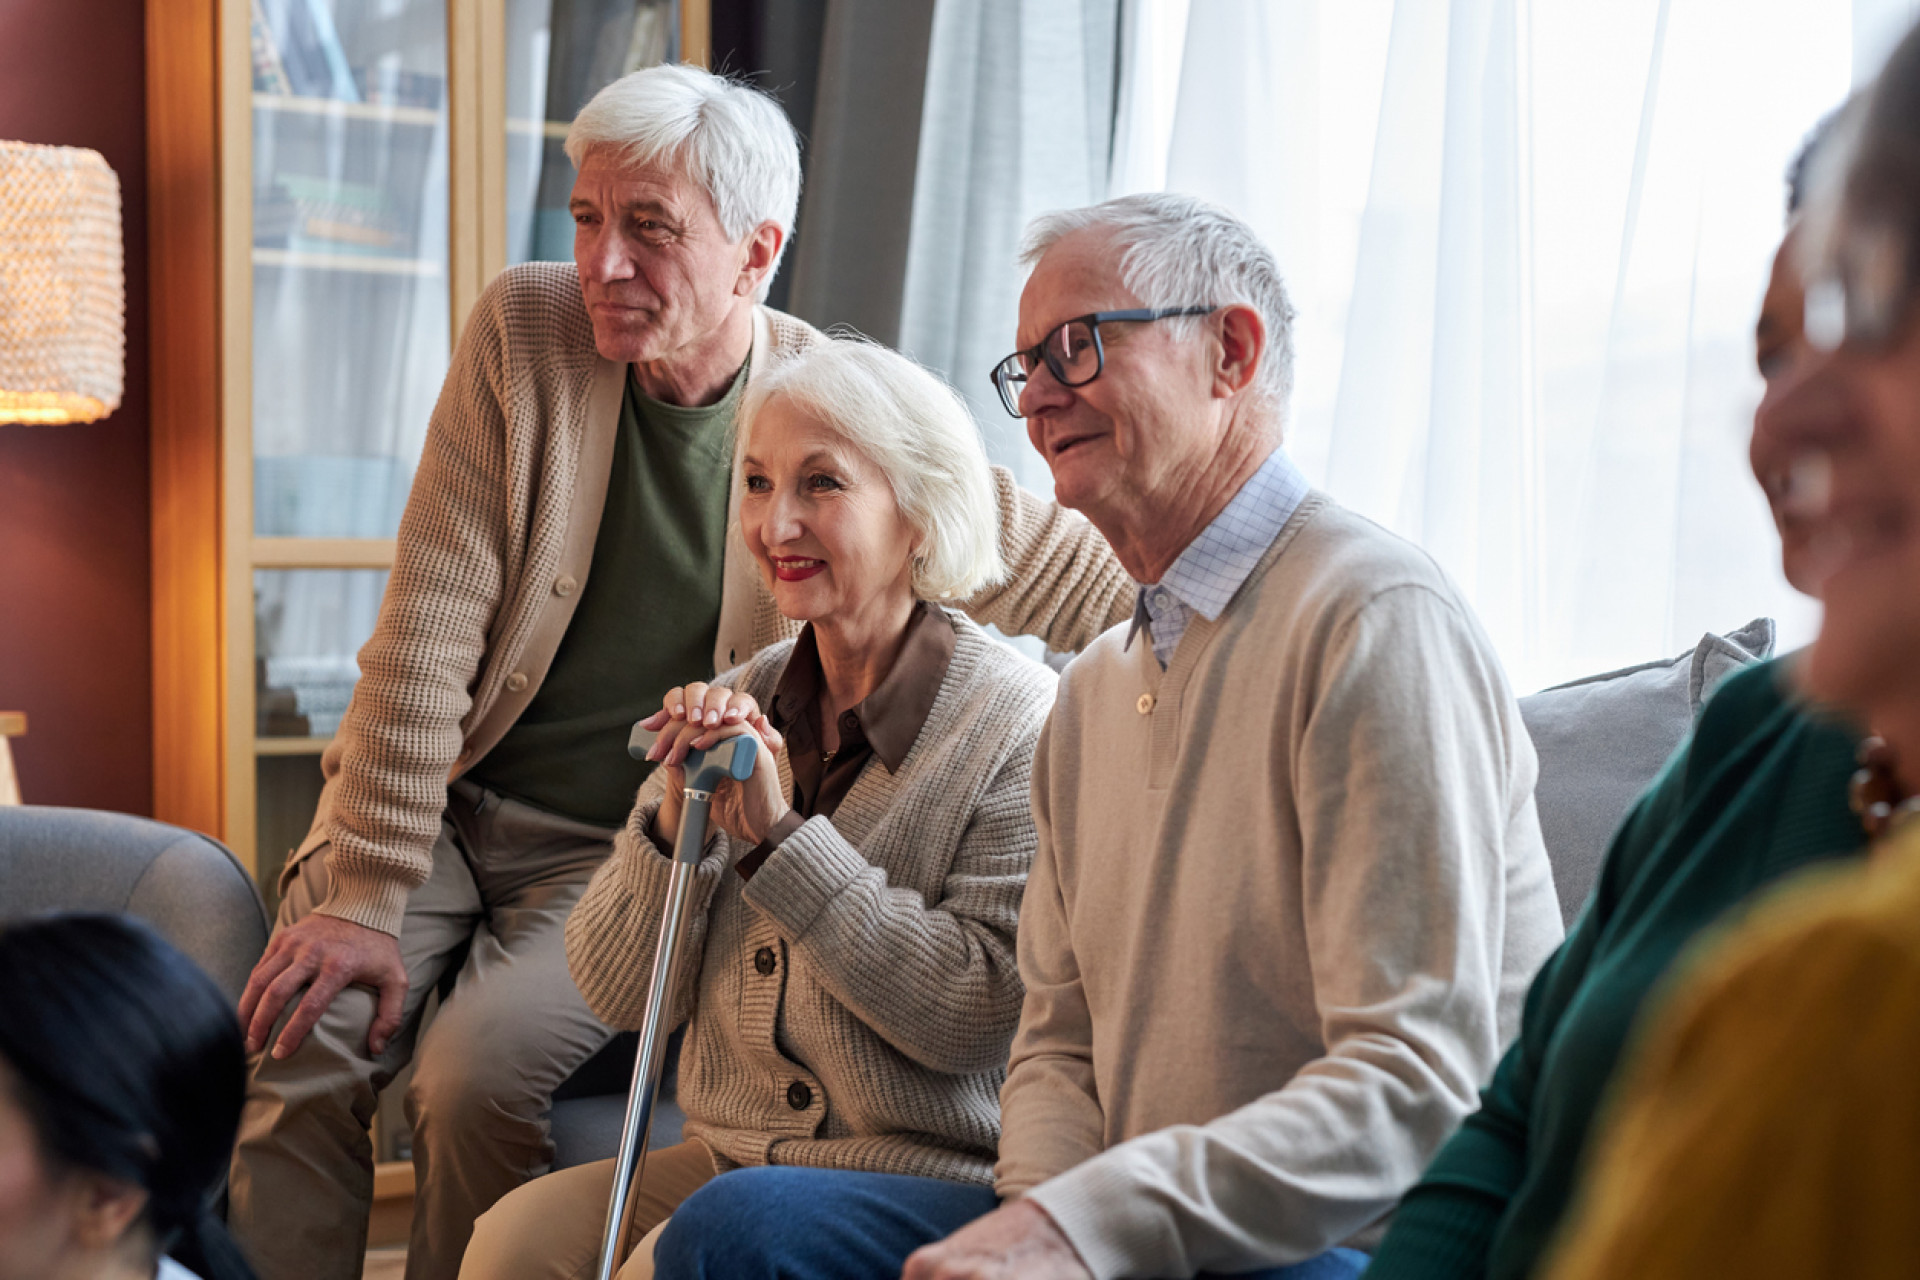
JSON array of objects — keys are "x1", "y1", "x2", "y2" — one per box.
[
  {"x1": 1517, "y1": 617, "x2": 1776, "y2": 925},
  {"x1": 0, "y1": 805, "x2": 271, "y2": 1002}
]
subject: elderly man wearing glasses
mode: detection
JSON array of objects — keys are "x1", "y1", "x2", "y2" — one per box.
[{"x1": 648, "y1": 193, "x2": 1563, "y2": 1280}]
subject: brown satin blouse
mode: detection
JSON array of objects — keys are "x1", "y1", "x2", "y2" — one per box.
[{"x1": 735, "y1": 601, "x2": 956, "y2": 879}]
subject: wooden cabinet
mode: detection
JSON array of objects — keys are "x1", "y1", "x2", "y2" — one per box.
[{"x1": 149, "y1": 0, "x2": 708, "y2": 890}]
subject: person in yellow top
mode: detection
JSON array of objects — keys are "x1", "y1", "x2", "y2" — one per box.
[{"x1": 1541, "y1": 17, "x2": 1920, "y2": 1280}]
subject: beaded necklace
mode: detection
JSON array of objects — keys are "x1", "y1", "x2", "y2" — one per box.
[{"x1": 1849, "y1": 736, "x2": 1920, "y2": 841}]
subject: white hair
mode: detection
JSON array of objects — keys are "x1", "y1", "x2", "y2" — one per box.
[
  {"x1": 566, "y1": 64, "x2": 801, "y2": 302},
  {"x1": 739, "y1": 338, "x2": 1007, "y2": 602},
  {"x1": 1019, "y1": 192, "x2": 1296, "y2": 415}
]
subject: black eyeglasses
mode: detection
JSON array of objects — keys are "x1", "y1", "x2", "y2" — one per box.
[{"x1": 989, "y1": 306, "x2": 1217, "y2": 417}]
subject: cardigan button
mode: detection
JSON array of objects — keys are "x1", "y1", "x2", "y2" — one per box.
[
  {"x1": 553, "y1": 574, "x2": 578, "y2": 597},
  {"x1": 754, "y1": 947, "x2": 776, "y2": 976},
  {"x1": 506, "y1": 672, "x2": 530, "y2": 693},
  {"x1": 1137, "y1": 693, "x2": 1155, "y2": 715},
  {"x1": 786, "y1": 1081, "x2": 813, "y2": 1111}
]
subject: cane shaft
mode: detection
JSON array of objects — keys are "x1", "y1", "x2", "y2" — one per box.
[{"x1": 594, "y1": 792, "x2": 713, "y2": 1279}]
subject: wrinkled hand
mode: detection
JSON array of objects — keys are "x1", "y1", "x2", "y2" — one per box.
[
  {"x1": 239, "y1": 913, "x2": 409, "y2": 1060},
  {"x1": 641, "y1": 682, "x2": 788, "y2": 848},
  {"x1": 902, "y1": 1199, "x2": 1093, "y2": 1280}
]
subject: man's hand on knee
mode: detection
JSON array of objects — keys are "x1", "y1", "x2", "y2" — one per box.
[
  {"x1": 902, "y1": 1198, "x2": 1093, "y2": 1280},
  {"x1": 240, "y1": 915, "x2": 409, "y2": 1060}
]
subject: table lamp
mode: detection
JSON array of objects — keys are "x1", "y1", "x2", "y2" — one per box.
[
  {"x1": 0, "y1": 140, "x2": 125, "y2": 425},
  {"x1": 0, "y1": 142, "x2": 125, "y2": 803}
]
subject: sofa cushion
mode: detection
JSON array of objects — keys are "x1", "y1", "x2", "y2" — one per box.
[{"x1": 1520, "y1": 618, "x2": 1776, "y2": 926}]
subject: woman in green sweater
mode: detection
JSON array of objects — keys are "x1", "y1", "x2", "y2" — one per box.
[{"x1": 1363, "y1": 118, "x2": 1866, "y2": 1280}]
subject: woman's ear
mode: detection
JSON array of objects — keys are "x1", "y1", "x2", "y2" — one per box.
[
  {"x1": 66, "y1": 1172, "x2": 149, "y2": 1254},
  {"x1": 1212, "y1": 303, "x2": 1268, "y2": 397}
]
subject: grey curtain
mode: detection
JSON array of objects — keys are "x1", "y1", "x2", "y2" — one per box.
[
  {"x1": 897, "y1": 0, "x2": 1118, "y2": 487},
  {"x1": 783, "y1": 0, "x2": 939, "y2": 342},
  {"x1": 783, "y1": 0, "x2": 1120, "y2": 490}
]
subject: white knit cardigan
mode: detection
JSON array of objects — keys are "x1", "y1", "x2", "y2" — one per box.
[{"x1": 566, "y1": 609, "x2": 1057, "y2": 1185}]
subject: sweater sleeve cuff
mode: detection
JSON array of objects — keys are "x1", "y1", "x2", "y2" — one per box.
[
  {"x1": 1362, "y1": 1188, "x2": 1503, "y2": 1279},
  {"x1": 738, "y1": 815, "x2": 865, "y2": 938},
  {"x1": 314, "y1": 868, "x2": 413, "y2": 939},
  {"x1": 736, "y1": 810, "x2": 806, "y2": 881},
  {"x1": 1024, "y1": 1151, "x2": 1167, "y2": 1280}
]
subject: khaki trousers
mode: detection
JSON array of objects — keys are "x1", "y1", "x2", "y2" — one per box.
[
  {"x1": 229, "y1": 780, "x2": 619, "y2": 1280},
  {"x1": 460, "y1": 1140, "x2": 718, "y2": 1280}
]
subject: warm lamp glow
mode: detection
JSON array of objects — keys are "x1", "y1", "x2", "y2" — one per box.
[{"x1": 0, "y1": 141, "x2": 125, "y2": 426}]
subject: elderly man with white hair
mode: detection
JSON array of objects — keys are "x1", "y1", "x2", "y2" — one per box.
[
  {"x1": 650, "y1": 194, "x2": 1563, "y2": 1280},
  {"x1": 226, "y1": 66, "x2": 1130, "y2": 1280}
]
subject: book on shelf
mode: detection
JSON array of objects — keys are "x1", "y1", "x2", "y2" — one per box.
[
  {"x1": 255, "y1": 175, "x2": 411, "y2": 258},
  {"x1": 353, "y1": 66, "x2": 444, "y2": 113}
]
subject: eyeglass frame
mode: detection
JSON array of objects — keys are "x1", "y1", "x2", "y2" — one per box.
[{"x1": 988, "y1": 305, "x2": 1218, "y2": 418}]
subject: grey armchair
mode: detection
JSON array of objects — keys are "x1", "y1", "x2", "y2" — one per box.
[{"x1": 0, "y1": 806, "x2": 270, "y2": 1003}]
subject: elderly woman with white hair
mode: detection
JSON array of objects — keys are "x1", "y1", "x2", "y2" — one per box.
[{"x1": 459, "y1": 338, "x2": 1057, "y2": 1279}]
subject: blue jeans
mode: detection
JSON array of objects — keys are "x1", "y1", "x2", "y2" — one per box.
[{"x1": 652, "y1": 1165, "x2": 1369, "y2": 1280}]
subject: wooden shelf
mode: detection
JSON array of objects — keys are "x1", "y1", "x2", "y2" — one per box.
[
  {"x1": 252, "y1": 537, "x2": 397, "y2": 570},
  {"x1": 253, "y1": 248, "x2": 442, "y2": 277},
  {"x1": 254, "y1": 93, "x2": 440, "y2": 128},
  {"x1": 506, "y1": 116, "x2": 570, "y2": 140},
  {"x1": 254, "y1": 736, "x2": 333, "y2": 757}
]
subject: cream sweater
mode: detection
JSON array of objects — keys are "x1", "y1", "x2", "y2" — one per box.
[
  {"x1": 1001, "y1": 494, "x2": 1564, "y2": 1278},
  {"x1": 567, "y1": 610, "x2": 1056, "y2": 1184},
  {"x1": 293, "y1": 264, "x2": 1131, "y2": 935}
]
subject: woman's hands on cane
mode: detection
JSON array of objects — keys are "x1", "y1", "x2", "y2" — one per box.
[{"x1": 640, "y1": 683, "x2": 788, "y2": 847}]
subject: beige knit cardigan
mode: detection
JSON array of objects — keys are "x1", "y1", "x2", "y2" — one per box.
[
  {"x1": 567, "y1": 609, "x2": 1057, "y2": 1184},
  {"x1": 291, "y1": 263, "x2": 1130, "y2": 936}
]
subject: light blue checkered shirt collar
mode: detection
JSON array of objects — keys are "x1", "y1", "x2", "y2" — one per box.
[{"x1": 1126, "y1": 448, "x2": 1310, "y2": 669}]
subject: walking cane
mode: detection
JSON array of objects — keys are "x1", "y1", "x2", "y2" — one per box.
[{"x1": 593, "y1": 722, "x2": 759, "y2": 1280}]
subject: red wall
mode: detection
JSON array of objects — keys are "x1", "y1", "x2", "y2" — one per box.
[{"x1": 0, "y1": 0, "x2": 153, "y2": 814}]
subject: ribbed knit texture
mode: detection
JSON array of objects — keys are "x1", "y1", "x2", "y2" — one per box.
[
  {"x1": 288, "y1": 264, "x2": 1131, "y2": 937},
  {"x1": 1366, "y1": 658, "x2": 1864, "y2": 1280},
  {"x1": 1002, "y1": 495, "x2": 1566, "y2": 1280},
  {"x1": 567, "y1": 610, "x2": 1057, "y2": 1185}
]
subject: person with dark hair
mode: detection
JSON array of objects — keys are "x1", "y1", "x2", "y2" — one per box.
[
  {"x1": 1359, "y1": 109, "x2": 1864, "y2": 1280},
  {"x1": 0, "y1": 913, "x2": 255, "y2": 1280}
]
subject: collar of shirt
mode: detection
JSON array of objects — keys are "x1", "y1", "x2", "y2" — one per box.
[
  {"x1": 1126, "y1": 448, "x2": 1311, "y2": 668},
  {"x1": 768, "y1": 600, "x2": 957, "y2": 773}
]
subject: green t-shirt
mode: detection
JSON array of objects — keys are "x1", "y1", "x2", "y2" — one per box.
[{"x1": 467, "y1": 361, "x2": 744, "y2": 825}]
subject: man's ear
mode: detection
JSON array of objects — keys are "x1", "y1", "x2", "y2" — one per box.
[
  {"x1": 67, "y1": 1171, "x2": 149, "y2": 1253},
  {"x1": 735, "y1": 222, "x2": 786, "y2": 298},
  {"x1": 1211, "y1": 303, "x2": 1267, "y2": 397}
]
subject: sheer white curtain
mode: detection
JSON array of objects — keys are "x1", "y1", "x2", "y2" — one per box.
[
  {"x1": 897, "y1": 0, "x2": 1119, "y2": 492},
  {"x1": 1107, "y1": 0, "x2": 1910, "y2": 692}
]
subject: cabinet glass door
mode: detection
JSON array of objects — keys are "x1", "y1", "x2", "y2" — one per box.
[
  {"x1": 505, "y1": 0, "x2": 681, "y2": 266},
  {"x1": 245, "y1": 0, "x2": 452, "y2": 877},
  {"x1": 250, "y1": 0, "x2": 451, "y2": 539}
]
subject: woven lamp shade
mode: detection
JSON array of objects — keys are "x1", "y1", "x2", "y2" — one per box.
[{"x1": 0, "y1": 141, "x2": 125, "y2": 425}]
